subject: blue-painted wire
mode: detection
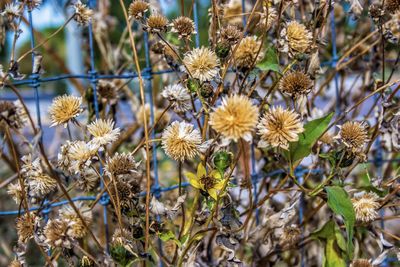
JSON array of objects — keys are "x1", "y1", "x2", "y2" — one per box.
[
  {"x1": 143, "y1": 17, "x2": 164, "y2": 265},
  {"x1": 297, "y1": 168, "x2": 305, "y2": 267},
  {"x1": 241, "y1": 0, "x2": 247, "y2": 28},
  {"x1": 0, "y1": 169, "x2": 299, "y2": 216},
  {"x1": 5, "y1": 58, "x2": 399, "y2": 87},
  {"x1": 330, "y1": 9, "x2": 341, "y2": 115},
  {"x1": 193, "y1": 0, "x2": 200, "y2": 48},
  {"x1": 27, "y1": 9, "x2": 42, "y2": 137},
  {"x1": 250, "y1": 144, "x2": 259, "y2": 225},
  {"x1": 27, "y1": 5, "x2": 51, "y2": 257},
  {"x1": 0, "y1": 196, "x2": 96, "y2": 216},
  {"x1": 87, "y1": 0, "x2": 110, "y2": 253},
  {"x1": 143, "y1": 28, "x2": 160, "y2": 199}
]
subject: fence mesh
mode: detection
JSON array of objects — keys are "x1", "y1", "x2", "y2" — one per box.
[{"x1": 0, "y1": 0, "x2": 398, "y2": 265}]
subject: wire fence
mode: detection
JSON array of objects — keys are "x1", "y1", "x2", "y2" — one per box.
[{"x1": 0, "y1": 0, "x2": 398, "y2": 265}]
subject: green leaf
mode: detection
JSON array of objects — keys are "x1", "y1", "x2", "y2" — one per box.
[
  {"x1": 359, "y1": 185, "x2": 388, "y2": 197},
  {"x1": 358, "y1": 172, "x2": 388, "y2": 197},
  {"x1": 325, "y1": 186, "x2": 356, "y2": 259},
  {"x1": 206, "y1": 197, "x2": 215, "y2": 210},
  {"x1": 311, "y1": 220, "x2": 347, "y2": 267},
  {"x1": 325, "y1": 239, "x2": 347, "y2": 267},
  {"x1": 287, "y1": 112, "x2": 334, "y2": 165},
  {"x1": 319, "y1": 152, "x2": 337, "y2": 167},
  {"x1": 159, "y1": 230, "x2": 181, "y2": 247},
  {"x1": 180, "y1": 233, "x2": 190, "y2": 245},
  {"x1": 312, "y1": 220, "x2": 336, "y2": 239},
  {"x1": 256, "y1": 46, "x2": 279, "y2": 72}
]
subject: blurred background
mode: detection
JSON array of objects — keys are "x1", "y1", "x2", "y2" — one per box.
[{"x1": 1, "y1": 0, "x2": 400, "y2": 265}]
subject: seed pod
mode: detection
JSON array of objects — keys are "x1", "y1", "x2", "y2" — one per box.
[
  {"x1": 335, "y1": 150, "x2": 355, "y2": 168},
  {"x1": 201, "y1": 82, "x2": 214, "y2": 98}
]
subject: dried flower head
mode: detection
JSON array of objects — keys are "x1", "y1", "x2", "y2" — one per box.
[
  {"x1": 279, "y1": 71, "x2": 313, "y2": 98},
  {"x1": 0, "y1": 100, "x2": 27, "y2": 130},
  {"x1": 68, "y1": 141, "x2": 98, "y2": 173},
  {"x1": 209, "y1": 95, "x2": 258, "y2": 141},
  {"x1": 73, "y1": 1, "x2": 93, "y2": 26},
  {"x1": 352, "y1": 192, "x2": 380, "y2": 223},
  {"x1": 44, "y1": 219, "x2": 74, "y2": 249},
  {"x1": 162, "y1": 83, "x2": 192, "y2": 113},
  {"x1": 16, "y1": 214, "x2": 36, "y2": 243},
  {"x1": 220, "y1": 25, "x2": 242, "y2": 45},
  {"x1": 182, "y1": 47, "x2": 220, "y2": 82},
  {"x1": 1, "y1": 3, "x2": 21, "y2": 19},
  {"x1": 233, "y1": 36, "x2": 264, "y2": 69},
  {"x1": 105, "y1": 152, "x2": 140, "y2": 177},
  {"x1": 128, "y1": 0, "x2": 149, "y2": 20},
  {"x1": 8, "y1": 182, "x2": 24, "y2": 204},
  {"x1": 222, "y1": 0, "x2": 248, "y2": 26},
  {"x1": 76, "y1": 168, "x2": 99, "y2": 192},
  {"x1": 319, "y1": 132, "x2": 334, "y2": 145},
  {"x1": 49, "y1": 95, "x2": 83, "y2": 127},
  {"x1": 162, "y1": 121, "x2": 202, "y2": 161},
  {"x1": 337, "y1": 121, "x2": 368, "y2": 153},
  {"x1": 21, "y1": 155, "x2": 57, "y2": 200},
  {"x1": 57, "y1": 141, "x2": 73, "y2": 174},
  {"x1": 171, "y1": 16, "x2": 196, "y2": 39},
  {"x1": 258, "y1": 5, "x2": 277, "y2": 31},
  {"x1": 369, "y1": 4, "x2": 384, "y2": 22},
  {"x1": 97, "y1": 80, "x2": 119, "y2": 104},
  {"x1": 111, "y1": 228, "x2": 132, "y2": 246},
  {"x1": 109, "y1": 179, "x2": 139, "y2": 210},
  {"x1": 27, "y1": 173, "x2": 57, "y2": 201},
  {"x1": 59, "y1": 202, "x2": 92, "y2": 238},
  {"x1": 257, "y1": 106, "x2": 304, "y2": 149},
  {"x1": 87, "y1": 118, "x2": 120, "y2": 147},
  {"x1": 385, "y1": 0, "x2": 400, "y2": 14},
  {"x1": 350, "y1": 259, "x2": 373, "y2": 267},
  {"x1": 23, "y1": 0, "x2": 42, "y2": 10},
  {"x1": 279, "y1": 224, "x2": 301, "y2": 247},
  {"x1": 279, "y1": 21, "x2": 312, "y2": 57},
  {"x1": 146, "y1": 13, "x2": 168, "y2": 33}
]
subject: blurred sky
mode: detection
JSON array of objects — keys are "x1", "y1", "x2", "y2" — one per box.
[{"x1": 18, "y1": 2, "x2": 64, "y2": 46}]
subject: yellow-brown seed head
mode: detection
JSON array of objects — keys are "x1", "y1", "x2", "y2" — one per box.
[
  {"x1": 171, "y1": 16, "x2": 196, "y2": 39},
  {"x1": 128, "y1": 1, "x2": 149, "y2": 20},
  {"x1": 210, "y1": 95, "x2": 259, "y2": 141},
  {"x1": 146, "y1": 13, "x2": 168, "y2": 33}
]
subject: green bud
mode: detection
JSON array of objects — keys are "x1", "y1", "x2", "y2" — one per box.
[
  {"x1": 110, "y1": 244, "x2": 136, "y2": 266},
  {"x1": 215, "y1": 42, "x2": 230, "y2": 59},
  {"x1": 187, "y1": 78, "x2": 200, "y2": 93},
  {"x1": 213, "y1": 151, "x2": 232, "y2": 171}
]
